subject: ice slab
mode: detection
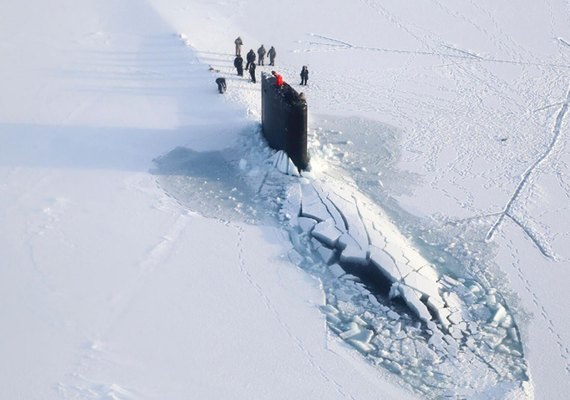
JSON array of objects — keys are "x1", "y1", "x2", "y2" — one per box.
[
  {"x1": 348, "y1": 338, "x2": 374, "y2": 353},
  {"x1": 312, "y1": 183, "x2": 347, "y2": 230},
  {"x1": 417, "y1": 264, "x2": 439, "y2": 281},
  {"x1": 443, "y1": 291, "x2": 462, "y2": 311},
  {"x1": 312, "y1": 219, "x2": 343, "y2": 247},
  {"x1": 340, "y1": 244, "x2": 368, "y2": 265},
  {"x1": 398, "y1": 284, "x2": 433, "y2": 323},
  {"x1": 369, "y1": 246, "x2": 401, "y2": 283},
  {"x1": 403, "y1": 271, "x2": 442, "y2": 300},
  {"x1": 328, "y1": 263, "x2": 346, "y2": 278},
  {"x1": 300, "y1": 183, "x2": 332, "y2": 222},
  {"x1": 327, "y1": 191, "x2": 369, "y2": 250},
  {"x1": 340, "y1": 322, "x2": 361, "y2": 339},
  {"x1": 363, "y1": 218, "x2": 387, "y2": 249},
  {"x1": 491, "y1": 305, "x2": 507, "y2": 326},
  {"x1": 272, "y1": 150, "x2": 300, "y2": 176},
  {"x1": 297, "y1": 216, "x2": 316, "y2": 234},
  {"x1": 317, "y1": 246, "x2": 336, "y2": 264},
  {"x1": 282, "y1": 182, "x2": 301, "y2": 225}
]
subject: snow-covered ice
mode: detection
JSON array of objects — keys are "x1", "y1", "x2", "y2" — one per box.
[{"x1": 3, "y1": 0, "x2": 570, "y2": 398}]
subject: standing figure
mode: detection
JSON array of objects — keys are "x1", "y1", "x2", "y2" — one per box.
[
  {"x1": 249, "y1": 61, "x2": 257, "y2": 83},
  {"x1": 267, "y1": 46, "x2": 276, "y2": 66},
  {"x1": 215, "y1": 77, "x2": 227, "y2": 94},
  {"x1": 234, "y1": 55, "x2": 244, "y2": 76},
  {"x1": 271, "y1": 70, "x2": 283, "y2": 87},
  {"x1": 300, "y1": 65, "x2": 309, "y2": 85},
  {"x1": 257, "y1": 45, "x2": 266, "y2": 66},
  {"x1": 245, "y1": 49, "x2": 256, "y2": 70},
  {"x1": 234, "y1": 36, "x2": 243, "y2": 56}
]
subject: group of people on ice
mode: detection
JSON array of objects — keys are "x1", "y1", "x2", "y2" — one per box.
[
  {"x1": 215, "y1": 36, "x2": 308, "y2": 94},
  {"x1": 233, "y1": 37, "x2": 277, "y2": 84}
]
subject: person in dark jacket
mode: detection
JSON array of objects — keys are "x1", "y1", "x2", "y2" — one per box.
[
  {"x1": 249, "y1": 61, "x2": 257, "y2": 83},
  {"x1": 257, "y1": 45, "x2": 266, "y2": 66},
  {"x1": 245, "y1": 49, "x2": 256, "y2": 70},
  {"x1": 234, "y1": 36, "x2": 243, "y2": 56},
  {"x1": 267, "y1": 46, "x2": 276, "y2": 66},
  {"x1": 215, "y1": 77, "x2": 227, "y2": 93},
  {"x1": 234, "y1": 55, "x2": 244, "y2": 76},
  {"x1": 300, "y1": 65, "x2": 309, "y2": 85}
]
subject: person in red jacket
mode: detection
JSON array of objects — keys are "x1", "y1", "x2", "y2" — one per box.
[{"x1": 271, "y1": 70, "x2": 283, "y2": 87}]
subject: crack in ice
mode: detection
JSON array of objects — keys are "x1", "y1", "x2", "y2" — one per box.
[{"x1": 486, "y1": 86, "x2": 570, "y2": 258}]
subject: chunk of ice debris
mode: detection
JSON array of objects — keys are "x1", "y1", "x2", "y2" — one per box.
[
  {"x1": 491, "y1": 304, "x2": 507, "y2": 326},
  {"x1": 398, "y1": 284, "x2": 433, "y2": 323},
  {"x1": 340, "y1": 322, "x2": 361, "y2": 339},
  {"x1": 272, "y1": 150, "x2": 301, "y2": 176},
  {"x1": 288, "y1": 249, "x2": 304, "y2": 265},
  {"x1": 340, "y1": 245, "x2": 368, "y2": 265},
  {"x1": 352, "y1": 315, "x2": 368, "y2": 326},
  {"x1": 327, "y1": 192, "x2": 368, "y2": 247},
  {"x1": 403, "y1": 271, "x2": 441, "y2": 300},
  {"x1": 428, "y1": 331, "x2": 445, "y2": 349},
  {"x1": 312, "y1": 220, "x2": 343, "y2": 247},
  {"x1": 447, "y1": 310, "x2": 464, "y2": 325},
  {"x1": 365, "y1": 222, "x2": 386, "y2": 249},
  {"x1": 326, "y1": 313, "x2": 342, "y2": 324},
  {"x1": 321, "y1": 304, "x2": 339, "y2": 315},
  {"x1": 387, "y1": 310, "x2": 400, "y2": 320},
  {"x1": 348, "y1": 338, "x2": 374, "y2": 353},
  {"x1": 300, "y1": 184, "x2": 330, "y2": 221},
  {"x1": 318, "y1": 246, "x2": 336, "y2": 264},
  {"x1": 369, "y1": 247, "x2": 401, "y2": 282},
  {"x1": 368, "y1": 294, "x2": 380, "y2": 307},
  {"x1": 297, "y1": 217, "x2": 316, "y2": 234},
  {"x1": 443, "y1": 291, "x2": 462, "y2": 310},
  {"x1": 328, "y1": 263, "x2": 345, "y2": 278},
  {"x1": 282, "y1": 183, "x2": 301, "y2": 226},
  {"x1": 417, "y1": 264, "x2": 439, "y2": 281}
]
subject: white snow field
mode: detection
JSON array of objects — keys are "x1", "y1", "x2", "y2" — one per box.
[{"x1": 2, "y1": 0, "x2": 570, "y2": 398}]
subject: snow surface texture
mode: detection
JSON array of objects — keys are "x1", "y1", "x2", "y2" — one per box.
[{"x1": 3, "y1": 0, "x2": 570, "y2": 398}]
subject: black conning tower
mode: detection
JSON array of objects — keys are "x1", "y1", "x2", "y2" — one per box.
[{"x1": 261, "y1": 72, "x2": 309, "y2": 170}]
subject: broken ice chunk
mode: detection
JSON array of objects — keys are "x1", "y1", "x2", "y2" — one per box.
[
  {"x1": 428, "y1": 331, "x2": 445, "y2": 349},
  {"x1": 321, "y1": 304, "x2": 339, "y2": 316},
  {"x1": 339, "y1": 244, "x2": 368, "y2": 265},
  {"x1": 282, "y1": 182, "x2": 301, "y2": 226},
  {"x1": 352, "y1": 315, "x2": 368, "y2": 326},
  {"x1": 403, "y1": 271, "x2": 441, "y2": 300},
  {"x1": 369, "y1": 246, "x2": 401, "y2": 283},
  {"x1": 432, "y1": 306, "x2": 451, "y2": 330},
  {"x1": 328, "y1": 263, "x2": 346, "y2": 278},
  {"x1": 442, "y1": 291, "x2": 463, "y2": 310},
  {"x1": 340, "y1": 322, "x2": 361, "y2": 339},
  {"x1": 348, "y1": 338, "x2": 374, "y2": 353},
  {"x1": 491, "y1": 304, "x2": 507, "y2": 326},
  {"x1": 312, "y1": 219, "x2": 343, "y2": 247},
  {"x1": 362, "y1": 218, "x2": 386, "y2": 249},
  {"x1": 327, "y1": 191, "x2": 368, "y2": 248},
  {"x1": 300, "y1": 183, "x2": 332, "y2": 221},
  {"x1": 398, "y1": 284, "x2": 433, "y2": 323},
  {"x1": 288, "y1": 249, "x2": 304, "y2": 265},
  {"x1": 297, "y1": 216, "x2": 317, "y2": 234},
  {"x1": 449, "y1": 326, "x2": 463, "y2": 340},
  {"x1": 312, "y1": 183, "x2": 346, "y2": 229},
  {"x1": 387, "y1": 310, "x2": 400, "y2": 320},
  {"x1": 447, "y1": 310, "x2": 463, "y2": 325},
  {"x1": 417, "y1": 264, "x2": 439, "y2": 281},
  {"x1": 317, "y1": 246, "x2": 336, "y2": 264}
]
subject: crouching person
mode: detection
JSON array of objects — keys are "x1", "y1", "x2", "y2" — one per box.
[{"x1": 215, "y1": 77, "x2": 227, "y2": 94}]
